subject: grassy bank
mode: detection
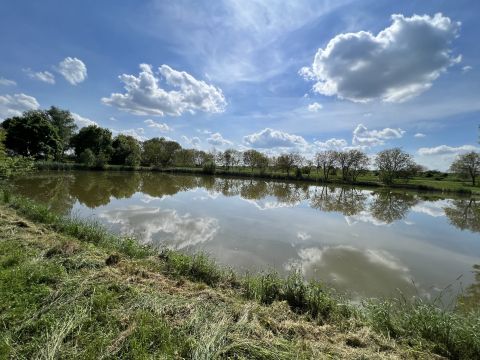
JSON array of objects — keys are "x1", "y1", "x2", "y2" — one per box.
[
  {"x1": 1, "y1": 192, "x2": 479, "y2": 359},
  {"x1": 35, "y1": 161, "x2": 480, "y2": 196}
]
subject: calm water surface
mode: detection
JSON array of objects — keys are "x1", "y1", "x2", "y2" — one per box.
[{"x1": 11, "y1": 171, "x2": 480, "y2": 304}]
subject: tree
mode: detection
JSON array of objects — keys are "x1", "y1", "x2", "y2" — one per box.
[
  {"x1": 348, "y1": 149, "x2": 369, "y2": 182},
  {"x1": 2, "y1": 110, "x2": 61, "y2": 159},
  {"x1": 46, "y1": 106, "x2": 77, "y2": 159},
  {"x1": 111, "y1": 134, "x2": 141, "y2": 166},
  {"x1": 142, "y1": 137, "x2": 181, "y2": 167},
  {"x1": 173, "y1": 148, "x2": 195, "y2": 167},
  {"x1": 276, "y1": 153, "x2": 301, "y2": 176},
  {"x1": 78, "y1": 149, "x2": 96, "y2": 167},
  {"x1": 315, "y1": 150, "x2": 337, "y2": 181},
  {"x1": 70, "y1": 125, "x2": 113, "y2": 160},
  {"x1": 449, "y1": 152, "x2": 480, "y2": 186},
  {"x1": 374, "y1": 148, "x2": 417, "y2": 185},
  {"x1": 0, "y1": 128, "x2": 5, "y2": 159}
]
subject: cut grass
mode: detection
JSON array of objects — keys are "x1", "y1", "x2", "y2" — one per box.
[{"x1": 1, "y1": 190, "x2": 479, "y2": 359}]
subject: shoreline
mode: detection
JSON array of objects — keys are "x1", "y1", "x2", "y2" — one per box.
[
  {"x1": 35, "y1": 161, "x2": 480, "y2": 196},
  {"x1": 1, "y1": 190, "x2": 479, "y2": 358}
]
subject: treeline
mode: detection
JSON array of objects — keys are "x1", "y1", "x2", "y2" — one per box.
[{"x1": 1, "y1": 107, "x2": 479, "y2": 185}]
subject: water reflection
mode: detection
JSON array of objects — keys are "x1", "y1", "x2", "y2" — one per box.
[
  {"x1": 11, "y1": 171, "x2": 480, "y2": 234},
  {"x1": 457, "y1": 264, "x2": 480, "y2": 312},
  {"x1": 10, "y1": 171, "x2": 480, "y2": 301}
]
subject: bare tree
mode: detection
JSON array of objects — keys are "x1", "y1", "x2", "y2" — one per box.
[
  {"x1": 374, "y1": 148, "x2": 417, "y2": 184},
  {"x1": 314, "y1": 150, "x2": 337, "y2": 181},
  {"x1": 348, "y1": 150, "x2": 370, "y2": 182},
  {"x1": 276, "y1": 153, "x2": 301, "y2": 176},
  {"x1": 450, "y1": 151, "x2": 480, "y2": 186}
]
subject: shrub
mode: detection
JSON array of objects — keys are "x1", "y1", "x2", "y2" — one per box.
[
  {"x1": 202, "y1": 162, "x2": 216, "y2": 175},
  {"x1": 78, "y1": 149, "x2": 95, "y2": 167}
]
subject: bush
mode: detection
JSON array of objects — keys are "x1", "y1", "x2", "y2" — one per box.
[
  {"x1": 78, "y1": 149, "x2": 95, "y2": 167},
  {"x1": 202, "y1": 162, "x2": 216, "y2": 175}
]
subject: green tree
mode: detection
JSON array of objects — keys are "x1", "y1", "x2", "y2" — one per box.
[
  {"x1": 46, "y1": 106, "x2": 77, "y2": 159},
  {"x1": 374, "y1": 148, "x2": 417, "y2": 185},
  {"x1": 78, "y1": 149, "x2": 96, "y2": 167},
  {"x1": 1, "y1": 110, "x2": 61, "y2": 159},
  {"x1": 70, "y1": 125, "x2": 113, "y2": 160},
  {"x1": 111, "y1": 134, "x2": 141, "y2": 166},
  {"x1": 449, "y1": 152, "x2": 480, "y2": 186},
  {"x1": 275, "y1": 153, "x2": 301, "y2": 176},
  {"x1": 0, "y1": 128, "x2": 6, "y2": 159},
  {"x1": 174, "y1": 149, "x2": 195, "y2": 167},
  {"x1": 142, "y1": 137, "x2": 181, "y2": 167}
]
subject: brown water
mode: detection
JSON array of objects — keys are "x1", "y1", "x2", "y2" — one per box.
[{"x1": 10, "y1": 171, "x2": 480, "y2": 305}]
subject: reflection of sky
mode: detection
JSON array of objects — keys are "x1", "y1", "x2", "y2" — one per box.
[{"x1": 49, "y1": 178, "x2": 480, "y2": 302}]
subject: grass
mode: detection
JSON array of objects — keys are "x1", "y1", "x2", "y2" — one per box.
[
  {"x1": 1, "y1": 190, "x2": 479, "y2": 358},
  {"x1": 35, "y1": 161, "x2": 480, "y2": 196}
]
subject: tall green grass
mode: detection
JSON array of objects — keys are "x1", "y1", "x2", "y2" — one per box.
[{"x1": 1, "y1": 189, "x2": 479, "y2": 358}]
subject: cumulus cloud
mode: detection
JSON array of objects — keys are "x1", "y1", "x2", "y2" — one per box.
[
  {"x1": 207, "y1": 132, "x2": 232, "y2": 146},
  {"x1": 0, "y1": 77, "x2": 16, "y2": 86},
  {"x1": 181, "y1": 135, "x2": 201, "y2": 147},
  {"x1": 71, "y1": 112, "x2": 98, "y2": 128},
  {"x1": 314, "y1": 138, "x2": 348, "y2": 150},
  {"x1": 23, "y1": 68, "x2": 55, "y2": 84},
  {"x1": 57, "y1": 57, "x2": 87, "y2": 85},
  {"x1": 414, "y1": 133, "x2": 426, "y2": 138},
  {"x1": 352, "y1": 124, "x2": 405, "y2": 147},
  {"x1": 102, "y1": 64, "x2": 226, "y2": 116},
  {"x1": 307, "y1": 102, "x2": 323, "y2": 112},
  {"x1": 243, "y1": 128, "x2": 308, "y2": 149},
  {"x1": 112, "y1": 128, "x2": 147, "y2": 141},
  {"x1": 99, "y1": 206, "x2": 219, "y2": 249},
  {"x1": 462, "y1": 65, "x2": 473, "y2": 73},
  {"x1": 417, "y1": 144, "x2": 478, "y2": 156},
  {"x1": 144, "y1": 119, "x2": 171, "y2": 132},
  {"x1": 0, "y1": 93, "x2": 39, "y2": 119},
  {"x1": 301, "y1": 13, "x2": 461, "y2": 102}
]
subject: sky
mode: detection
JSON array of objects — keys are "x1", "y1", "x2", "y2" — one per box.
[{"x1": 1, "y1": 0, "x2": 479, "y2": 170}]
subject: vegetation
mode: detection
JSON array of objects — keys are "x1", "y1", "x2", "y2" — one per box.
[
  {"x1": 450, "y1": 152, "x2": 480, "y2": 186},
  {"x1": 0, "y1": 192, "x2": 479, "y2": 359},
  {"x1": 2, "y1": 107, "x2": 480, "y2": 195}
]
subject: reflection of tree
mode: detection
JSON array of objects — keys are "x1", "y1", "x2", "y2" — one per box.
[
  {"x1": 270, "y1": 182, "x2": 309, "y2": 207},
  {"x1": 457, "y1": 264, "x2": 480, "y2": 312},
  {"x1": 240, "y1": 180, "x2": 269, "y2": 200},
  {"x1": 140, "y1": 173, "x2": 196, "y2": 198},
  {"x1": 369, "y1": 191, "x2": 418, "y2": 224},
  {"x1": 444, "y1": 199, "x2": 480, "y2": 233},
  {"x1": 310, "y1": 186, "x2": 367, "y2": 216},
  {"x1": 12, "y1": 174, "x2": 75, "y2": 215},
  {"x1": 212, "y1": 178, "x2": 243, "y2": 197},
  {"x1": 71, "y1": 172, "x2": 141, "y2": 208}
]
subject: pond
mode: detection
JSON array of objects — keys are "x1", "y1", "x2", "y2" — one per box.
[{"x1": 10, "y1": 171, "x2": 480, "y2": 305}]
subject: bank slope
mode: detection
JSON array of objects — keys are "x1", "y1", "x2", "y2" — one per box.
[{"x1": 0, "y1": 197, "x2": 478, "y2": 359}]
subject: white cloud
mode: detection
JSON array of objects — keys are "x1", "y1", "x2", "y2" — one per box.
[
  {"x1": 301, "y1": 13, "x2": 461, "y2": 102},
  {"x1": 181, "y1": 135, "x2": 201, "y2": 147},
  {"x1": 307, "y1": 102, "x2": 323, "y2": 112},
  {"x1": 57, "y1": 57, "x2": 87, "y2": 85},
  {"x1": 352, "y1": 124, "x2": 405, "y2": 147},
  {"x1": 414, "y1": 133, "x2": 426, "y2": 138},
  {"x1": 112, "y1": 128, "x2": 147, "y2": 141},
  {"x1": 23, "y1": 68, "x2": 55, "y2": 84},
  {"x1": 314, "y1": 138, "x2": 348, "y2": 150},
  {"x1": 416, "y1": 144, "x2": 480, "y2": 170},
  {"x1": 207, "y1": 132, "x2": 232, "y2": 146},
  {"x1": 243, "y1": 128, "x2": 308, "y2": 149},
  {"x1": 144, "y1": 119, "x2": 171, "y2": 132},
  {"x1": 417, "y1": 144, "x2": 478, "y2": 156},
  {"x1": 0, "y1": 77, "x2": 16, "y2": 86},
  {"x1": 462, "y1": 65, "x2": 473, "y2": 73},
  {"x1": 102, "y1": 64, "x2": 226, "y2": 116},
  {"x1": 71, "y1": 112, "x2": 98, "y2": 128},
  {"x1": 99, "y1": 206, "x2": 219, "y2": 249},
  {"x1": 411, "y1": 200, "x2": 450, "y2": 218},
  {"x1": 297, "y1": 231, "x2": 311, "y2": 241},
  {"x1": 0, "y1": 93, "x2": 39, "y2": 119}
]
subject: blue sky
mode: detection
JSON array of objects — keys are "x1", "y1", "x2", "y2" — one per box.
[{"x1": 1, "y1": 0, "x2": 479, "y2": 170}]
